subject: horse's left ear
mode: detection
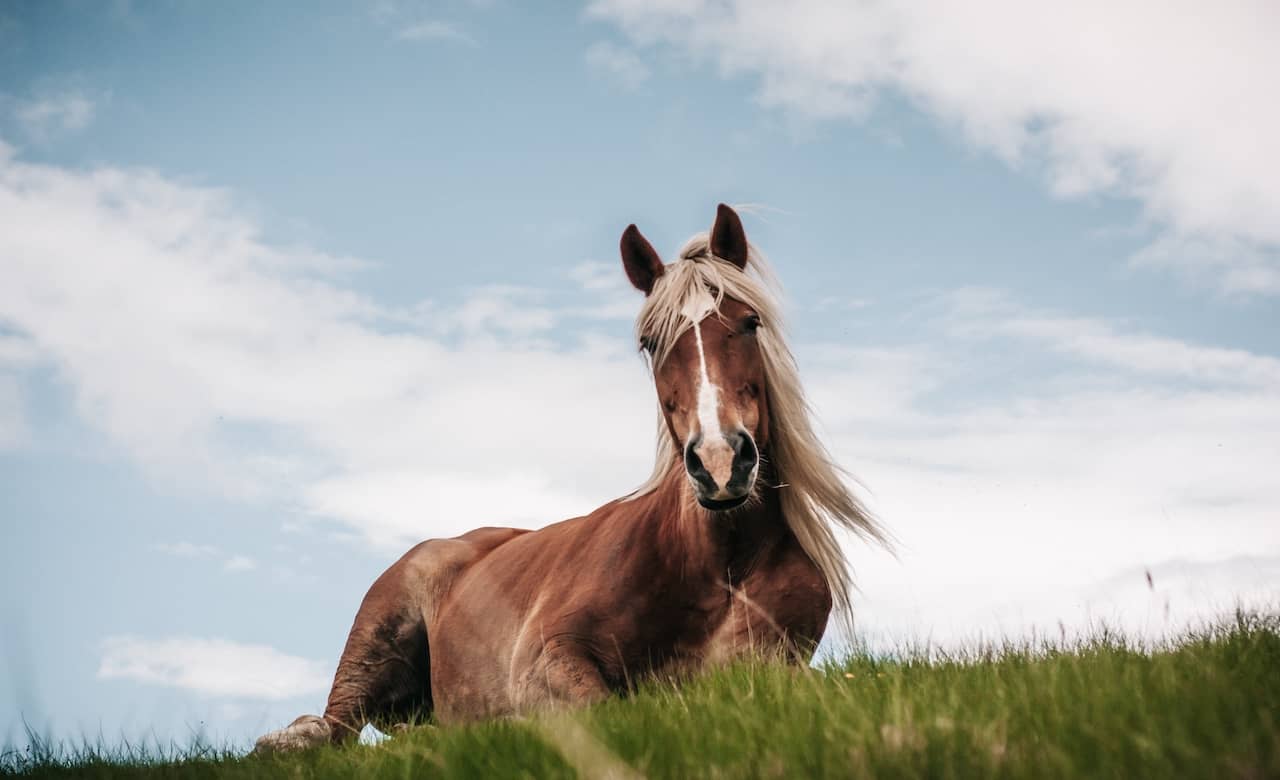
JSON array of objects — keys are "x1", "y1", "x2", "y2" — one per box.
[
  {"x1": 621, "y1": 224, "x2": 665, "y2": 295},
  {"x1": 711, "y1": 203, "x2": 749, "y2": 270}
]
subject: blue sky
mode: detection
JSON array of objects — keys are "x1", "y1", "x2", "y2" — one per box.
[{"x1": 2, "y1": 0, "x2": 1278, "y2": 753}]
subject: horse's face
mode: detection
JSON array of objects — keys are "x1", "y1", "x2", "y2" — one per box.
[
  {"x1": 620, "y1": 205, "x2": 767, "y2": 511},
  {"x1": 652, "y1": 294, "x2": 767, "y2": 510}
]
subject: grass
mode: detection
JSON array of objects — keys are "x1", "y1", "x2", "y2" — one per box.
[{"x1": 5, "y1": 611, "x2": 1278, "y2": 779}]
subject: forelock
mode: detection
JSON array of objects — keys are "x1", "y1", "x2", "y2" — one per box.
[{"x1": 634, "y1": 232, "x2": 777, "y2": 369}]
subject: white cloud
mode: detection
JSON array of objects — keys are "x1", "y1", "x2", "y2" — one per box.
[
  {"x1": 395, "y1": 20, "x2": 475, "y2": 45},
  {"x1": 0, "y1": 331, "x2": 31, "y2": 449},
  {"x1": 13, "y1": 90, "x2": 97, "y2": 137},
  {"x1": 845, "y1": 554, "x2": 1280, "y2": 651},
  {"x1": 584, "y1": 41, "x2": 651, "y2": 90},
  {"x1": 154, "y1": 542, "x2": 259, "y2": 573},
  {"x1": 153, "y1": 541, "x2": 219, "y2": 558},
  {"x1": 304, "y1": 470, "x2": 598, "y2": 547},
  {"x1": 0, "y1": 331, "x2": 39, "y2": 364},
  {"x1": 0, "y1": 142, "x2": 652, "y2": 550},
  {"x1": 372, "y1": 0, "x2": 479, "y2": 44},
  {"x1": 815, "y1": 296, "x2": 872, "y2": 313},
  {"x1": 0, "y1": 372, "x2": 24, "y2": 450},
  {"x1": 422, "y1": 285, "x2": 558, "y2": 337},
  {"x1": 569, "y1": 261, "x2": 621, "y2": 292},
  {"x1": 1132, "y1": 235, "x2": 1280, "y2": 297},
  {"x1": 814, "y1": 294, "x2": 1280, "y2": 643},
  {"x1": 587, "y1": 0, "x2": 1280, "y2": 294},
  {"x1": 223, "y1": 555, "x2": 257, "y2": 572},
  {"x1": 937, "y1": 287, "x2": 1280, "y2": 387},
  {"x1": 97, "y1": 636, "x2": 329, "y2": 700}
]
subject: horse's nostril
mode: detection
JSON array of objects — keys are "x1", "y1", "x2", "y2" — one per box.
[
  {"x1": 684, "y1": 435, "x2": 702, "y2": 465},
  {"x1": 683, "y1": 442, "x2": 699, "y2": 472},
  {"x1": 729, "y1": 432, "x2": 759, "y2": 490},
  {"x1": 684, "y1": 438, "x2": 717, "y2": 492}
]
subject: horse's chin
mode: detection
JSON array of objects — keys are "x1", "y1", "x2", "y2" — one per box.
[{"x1": 696, "y1": 494, "x2": 750, "y2": 511}]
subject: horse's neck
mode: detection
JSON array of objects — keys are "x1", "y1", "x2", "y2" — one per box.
[{"x1": 650, "y1": 460, "x2": 786, "y2": 585}]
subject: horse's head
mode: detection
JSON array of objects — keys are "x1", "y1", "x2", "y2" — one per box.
[{"x1": 621, "y1": 204, "x2": 769, "y2": 511}]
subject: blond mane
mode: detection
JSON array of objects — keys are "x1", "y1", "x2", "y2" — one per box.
[{"x1": 628, "y1": 232, "x2": 888, "y2": 615}]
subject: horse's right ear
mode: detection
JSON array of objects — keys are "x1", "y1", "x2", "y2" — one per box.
[{"x1": 620, "y1": 224, "x2": 664, "y2": 295}]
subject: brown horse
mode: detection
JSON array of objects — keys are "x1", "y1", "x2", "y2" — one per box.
[{"x1": 255, "y1": 204, "x2": 886, "y2": 751}]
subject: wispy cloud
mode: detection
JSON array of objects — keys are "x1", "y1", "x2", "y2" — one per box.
[
  {"x1": 815, "y1": 291, "x2": 1280, "y2": 642},
  {"x1": 0, "y1": 144, "x2": 652, "y2": 548},
  {"x1": 152, "y1": 541, "x2": 218, "y2": 558},
  {"x1": 12, "y1": 89, "x2": 98, "y2": 138},
  {"x1": 0, "y1": 373, "x2": 24, "y2": 450},
  {"x1": 395, "y1": 20, "x2": 475, "y2": 45},
  {"x1": 847, "y1": 554, "x2": 1280, "y2": 650},
  {"x1": 97, "y1": 636, "x2": 329, "y2": 700},
  {"x1": 153, "y1": 541, "x2": 258, "y2": 573},
  {"x1": 372, "y1": 0, "x2": 478, "y2": 46},
  {"x1": 815, "y1": 296, "x2": 872, "y2": 313},
  {"x1": 1132, "y1": 234, "x2": 1280, "y2": 298},
  {"x1": 0, "y1": 331, "x2": 32, "y2": 449},
  {"x1": 588, "y1": 0, "x2": 1280, "y2": 296},
  {"x1": 584, "y1": 41, "x2": 650, "y2": 90},
  {"x1": 935, "y1": 287, "x2": 1280, "y2": 386},
  {"x1": 223, "y1": 555, "x2": 257, "y2": 572}
]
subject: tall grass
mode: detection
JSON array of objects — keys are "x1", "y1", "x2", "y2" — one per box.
[{"x1": 5, "y1": 611, "x2": 1278, "y2": 778}]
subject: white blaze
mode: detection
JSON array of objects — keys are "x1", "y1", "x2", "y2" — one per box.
[{"x1": 681, "y1": 290, "x2": 722, "y2": 445}]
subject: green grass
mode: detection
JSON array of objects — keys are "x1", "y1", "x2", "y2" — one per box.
[{"x1": 6, "y1": 611, "x2": 1279, "y2": 779}]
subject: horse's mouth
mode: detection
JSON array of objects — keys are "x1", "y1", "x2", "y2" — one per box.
[{"x1": 697, "y1": 494, "x2": 749, "y2": 511}]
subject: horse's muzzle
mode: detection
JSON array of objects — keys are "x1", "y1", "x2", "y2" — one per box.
[{"x1": 684, "y1": 430, "x2": 759, "y2": 510}]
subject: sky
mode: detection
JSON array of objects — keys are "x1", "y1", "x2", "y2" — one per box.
[{"x1": 1, "y1": 0, "x2": 1278, "y2": 754}]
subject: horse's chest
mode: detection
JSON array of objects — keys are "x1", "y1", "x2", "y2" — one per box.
[
  {"x1": 629, "y1": 555, "x2": 830, "y2": 675},
  {"x1": 683, "y1": 554, "x2": 831, "y2": 666},
  {"x1": 665, "y1": 593, "x2": 737, "y2": 662},
  {"x1": 614, "y1": 586, "x2": 732, "y2": 672}
]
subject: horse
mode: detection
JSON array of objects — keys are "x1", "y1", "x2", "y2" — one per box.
[{"x1": 254, "y1": 204, "x2": 887, "y2": 751}]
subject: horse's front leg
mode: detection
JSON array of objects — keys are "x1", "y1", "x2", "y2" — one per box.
[{"x1": 512, "y1": 636, "x2": 610, "y2": 714}]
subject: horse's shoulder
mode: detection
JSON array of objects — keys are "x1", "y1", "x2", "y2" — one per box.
[{"x1": 747, "y1": 527, "x2": 833, "y2": 614}]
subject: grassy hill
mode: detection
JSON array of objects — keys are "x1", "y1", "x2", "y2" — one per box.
[{"x1": 5, "y1": 611, "x2": 1278, "y2": 779}]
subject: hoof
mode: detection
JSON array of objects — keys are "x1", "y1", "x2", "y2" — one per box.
[{"x1": 253, "y1": 714, "x2": 332, "y2": 754}]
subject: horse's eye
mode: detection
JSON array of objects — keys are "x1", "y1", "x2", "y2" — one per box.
[{"x1": 743, "y1": 314, "x2": 762, "y2": 334}]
